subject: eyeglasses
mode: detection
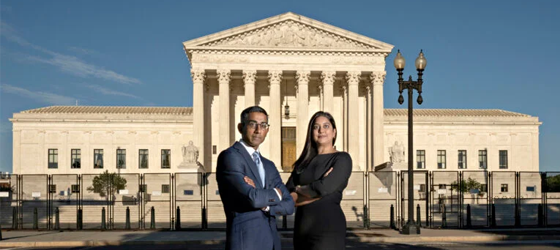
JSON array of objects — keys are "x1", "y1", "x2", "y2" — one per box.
[{"x1": 246, "y1": 121, "x2": 270, "y2": 130}]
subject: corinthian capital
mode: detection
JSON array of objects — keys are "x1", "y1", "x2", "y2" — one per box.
[
  {"x1": 370, "y1": 71, "x2": 386, "y2": 86},
  {"x1": 243, "y1": 70, "x2": 257, "y2": 84},
  {"x1": 268, "y1": 70, "x2": 282, "y2": 84},
  {"x1": 346, "y1": 71, "x2": 361, "y2": 85},
  {"x1": 190, "y1": 69, "x2": 206, "y2": 83},
  {"x1": 217, "y1": 69, "x2": 231, "y2": 83},
  {"x1": 296, "y1": 70, "x2": 311, "y2": 85},
  {"x1": 321, "y1": 71, "x2": 336, "y2": 86}
]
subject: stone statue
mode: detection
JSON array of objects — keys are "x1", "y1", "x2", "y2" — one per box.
[
  {"x1": 179, "y1": 141, "x2": 199, "y2": 170},
  {"x1": 389, "y1": 141, "x2": 405, "y2": 163}
]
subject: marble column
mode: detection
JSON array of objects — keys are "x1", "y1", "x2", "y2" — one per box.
[
  {"x1": 13, "y1": 129, "x2": 21, "y2": 174},
  {"x1": 268, "y1": 70, "x2": 282, "y2": 168},
  {"x1": 243, "y1": 70, "x2": 257, "y2": 107},
  {"x1": 346, "y1": 71, "x2": 361, "y2": 170},
  {"x1": 191, "y1": 69, "x2": 206, "y2": 168},
  {"x1": 371, "y1": 71, "x2": 386, "y2": 168},
  {"x1": 217, "y1": 69, "x2": 231, "y2": 151},
  {"x1": 296, "y1": 70, "x2": 310, "y2": 154},
  {"x1": 321, "y1": 71, "x2": 336, "y2": 114},
  {"x1": 366, "y1": 84, "x2": 372, "y2": 172}
]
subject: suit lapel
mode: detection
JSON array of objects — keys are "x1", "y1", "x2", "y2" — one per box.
[{"x1": 232, "y1": 142, "x2": 264, "y2": 188}]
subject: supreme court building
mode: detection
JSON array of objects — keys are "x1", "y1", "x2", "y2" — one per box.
[{"x1": 10, "y1": 12, "x2": 541, "y2": 176}]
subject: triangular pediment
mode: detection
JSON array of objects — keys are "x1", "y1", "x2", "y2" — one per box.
[{"x1": 183, "y1": 12, "x2": 393, "y2": 52}]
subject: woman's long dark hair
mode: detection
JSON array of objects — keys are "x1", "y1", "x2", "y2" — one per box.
[{"x1": 293, "y1": 111, "x2": 337, "y2": 173}]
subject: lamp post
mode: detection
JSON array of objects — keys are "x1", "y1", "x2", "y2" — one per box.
[{"x1": 394, "y1": 49, "x2": 427, "y2": 234}]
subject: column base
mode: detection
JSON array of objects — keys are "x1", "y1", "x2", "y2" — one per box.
[{"x1": 401, "y1": 221, "x2": 421, "y2": 235}]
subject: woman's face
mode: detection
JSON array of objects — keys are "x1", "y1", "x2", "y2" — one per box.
[{"x1": 312, "y1": 116, "x2": 336, "y2": 146}]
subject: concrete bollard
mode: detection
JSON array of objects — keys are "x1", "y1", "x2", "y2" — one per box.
[
  {"x1": 466, "y1": 204, "x2": 472, "y2": 228},
  {"x1": 390, "y1": 204, "x2": 396, "y2": 230},
  {"x1": 54, "y1": 207, "x2": 60, "y2": 230},
  {"x1": 416, "y1": 204, "x2": 421, "y2": 227},
  {"x1": 150, "y1": 206, "x2": 155, "y2": 229},
  {"x1": 125, "y1": 207, "x2": 131, "y2": 230},
  {"x1": 442, "y1": 204, "x2": 447, "y2": 228},
  {"x1": 33, "y1": 207, "x2": 38, "y2": 229},
  {"x1": 175, "y1": 206, "x2": 181, "y2": 230},
  {"x1": 101, "y1": 207, "x2": 107, "y2": 230}
]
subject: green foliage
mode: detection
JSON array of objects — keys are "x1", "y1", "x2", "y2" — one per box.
[
  {"x1": 87, "y1": 170, "x2": 127, "y2": 197},
  {"x1": 546, "y1": 174, "x2": 560, "y2": 192},
  {"x1": 451, "y1": 177, "x2": 482, "y2": 193}
]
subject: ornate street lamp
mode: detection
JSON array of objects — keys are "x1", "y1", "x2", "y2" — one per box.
[
  {"x1": 394, "y1": 49, "x2": 427, "y2": 235},
  {"x1": 284, "y1": 79, "x2": 290, "y2": 119}
]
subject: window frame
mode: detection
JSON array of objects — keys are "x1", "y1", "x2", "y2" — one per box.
[
  {"x1": 48, "y1": 149, "x2": 58, "y2": 169},
  {"x1": 479, "y1": 149, "x2": 488, "y2": 169},
  {"x1": 94, "y1": 149, "x2": 104, "y2": 169},
  {"x1": 117, "y1": 149, "x2": 126, "y2": 169},
  {"x1": 139, "y1": 149, "x2": 149, "y2": 169},
  {"x1": 501, "y1": 184, "x2": 508, "y2": 193},
  {"x1": 437, "y1": 150, "x2": 446, "y2": 169},
  {"x1": 458, "y1": 150, "x2": 467, "y2": 169},
  {"x1": 416, "y1": 150, "x2": 426, "y2": 169},
  {"x1": 71, "y1": 149, "x2": 81, "y2": 169},
  {"x1": 499, "y1": 150, "x2": 508, "y2": 169},
  {"x1": 161, "y1": 149, "x2": 171, "y2": 169}
]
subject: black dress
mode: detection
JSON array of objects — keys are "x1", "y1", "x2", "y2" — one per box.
[{"x1": 286, "y1": 152, "x2": 352, "y2": 250}]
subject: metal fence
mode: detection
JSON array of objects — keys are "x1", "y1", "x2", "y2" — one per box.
[{"x1": 0, "y1": 170, "x2": 558, "y2": 231}]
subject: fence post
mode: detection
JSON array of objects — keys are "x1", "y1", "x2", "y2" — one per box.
[
  {"x1": 538, "y1": 204, "x2": 543, "y2": 227},
  {"x1": 77, "y1": 208, "x2": 83, "y2": 230},
  {"x1": 491, "y1": 204, "x2": 496, "y2": 227},
  {"x1": 515, "y1": 203, "x2": 520, "y2": 227},
  {"x1": 390, "y1": 204, "x2": 396, "y2": 229},
  {"x1": 150, "y1": 206, "x2": 155, "y2": 229},
  {"x1": 442, "y1": 204, "x2": 447, "y2": 228},
  {"x1": 416, "y1": 204, "x2": 421, "y2": 227},
  {"x1": 54, "y1": 207, "x2": 60, "y2": 230},
  {"x1": 466, "y1": 204, "x2": 472, "y2": 228},
  {"x1": 363, "y1": 204, "x2": 369, "y2": 229},
  {"x1": 175, "y1": 206, "x2": 181, "y2": 230},
  {"x1": 33, "y1": 207, "x2": 38, "y2": 229},
  {"x1": 101, "y1": 207, "x2": 107, "y2": 230},
  {"x1": 125, "y1": 206, "x2": 131, "y2": 230},
  {"x1": 12, "y1": 207, "x2": 17, "y2": 229}
]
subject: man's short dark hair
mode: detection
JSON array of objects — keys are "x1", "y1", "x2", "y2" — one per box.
[{"x1": 240, "y1": 106, "x2": 268, "y2": 126}]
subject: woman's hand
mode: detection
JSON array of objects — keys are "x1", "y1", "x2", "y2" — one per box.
[
  {"x1": 244, "y1": 176, "x2": 255, "y2": 188},
  {"x1": 323, "y1": 167, "x2": 333, "y2": 177},
  {"x1": 290, "y1": 192, "x2": 298, "y2": 202},
  {"x1": 295, "y1": 196, "x2": 320, "y2": 207}
]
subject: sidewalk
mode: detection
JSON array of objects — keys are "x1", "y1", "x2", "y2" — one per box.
[{"x1": 1, "y1": 228, "x2": 560, "y2": 247}]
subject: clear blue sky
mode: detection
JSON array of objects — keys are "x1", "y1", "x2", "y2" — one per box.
[{"x1": 1, "y1": 0, "x2": 559, "y2": 173}]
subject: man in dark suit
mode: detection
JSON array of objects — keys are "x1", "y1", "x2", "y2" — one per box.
[{"x1": 217, "y1": 106, "x2": 294, "y2": 250}]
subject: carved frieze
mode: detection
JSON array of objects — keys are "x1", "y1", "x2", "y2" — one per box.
[{"x1": 201, "y1": 20, "x2": 376, "y2": 50}]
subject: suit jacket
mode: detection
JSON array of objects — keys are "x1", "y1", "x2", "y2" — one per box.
[{"x1": 217, "y1": 141, "x2": 294, "y2": 250}]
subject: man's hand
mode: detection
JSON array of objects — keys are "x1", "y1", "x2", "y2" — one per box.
[
  {"x1": 323, "y1": 167, "x2": 333, "y2": 177},
  {"x1": 244, "y1": 176, "x2": 256, "y2": 188}
]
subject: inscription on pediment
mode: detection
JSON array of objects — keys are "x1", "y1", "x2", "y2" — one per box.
[{"x1": 201, "y1": 21, "x2": 375, "y2": 50}]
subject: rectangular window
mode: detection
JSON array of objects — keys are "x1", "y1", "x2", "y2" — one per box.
[
  {"x1": 419, "y1": 184, "x2": 426, "y2": 192},
  {"x1": 437, "y1": 150, "x2": 446, "y2": 169},
  {"x1": 416, "y1": 150, "x2": 425, "y2": 169},
  {"x1": 526, "y1": 186, "x2": 536, "y2": 192},
  {"x1": 139, "y1": 149, "x2": 149, "y2": 169},
  {"x1": 479, "y1": 150, "x2": 487, "y2": 169},
  {"x1": 501, "y1": 184, "x2": 508, "y2": 192},
  {"x1": 499, "y1": 150, "x2": 508, "y2": 169},
  {"x1": 117, "y1": 149, "x2": 126, "y2": 169},
  {"x1": 161, "y1": 149, "x2": 171, "y2": 169},
  {"x1": 458, "y1": 150, "x2": 467, "y2": 169},
  {"x1": 162, "y1": 184, "x2": 170, "y2": 194},
  {"x1": 438, "y1": 184, "x2": 446, "y2": 190},
  {"x1": 480, "y1": 184, "x2": 488, "y2": 193},
  {"x1": 94, "y1": 149, "x2": 104, "y2": 169},
  {"x1": 48, "y1": 149, "x2": 58, "y2": 169},
  {"x1": 71, "y1": 149, "x2": 81, "y2": 169}
]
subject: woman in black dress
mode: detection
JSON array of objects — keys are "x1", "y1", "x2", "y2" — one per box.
[{"x1": 285, "y1": 111, "x2": 352, "y2": 250}]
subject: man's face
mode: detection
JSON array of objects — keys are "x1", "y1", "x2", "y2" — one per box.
[{"x1": 238, "y1": 112, "x2": 269, "y2": 149}]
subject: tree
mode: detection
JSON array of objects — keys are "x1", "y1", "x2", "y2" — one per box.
[
  {"x1": 87, "y1": 170, "x2": 127, "y2": 197},
  {"x1": 546, "y1": 174, "x2": 560, "y2": 192},
  {"x1": 451, "y1": 177, "x2": 482, "y2": 193}
]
